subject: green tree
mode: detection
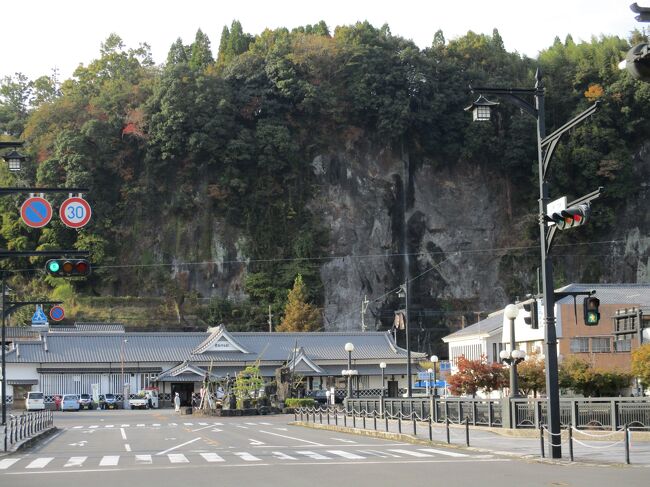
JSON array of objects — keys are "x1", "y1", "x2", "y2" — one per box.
[
  {"x1": 276, "y1": 274, "x2": 321, "y2": 332},
  {"x1": 559, "y1": 357, "x2": 631, "y2": 397}
]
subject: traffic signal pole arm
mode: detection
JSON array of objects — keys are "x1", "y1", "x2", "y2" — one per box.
[
  {"x1": 0, "y1": 250, "x2": 89, "y2": 258},
  {"x1": 0, "y1": 187, "x2": 89, "y2": 196},
  {"x1": 3, "y1": 300, "x2": 62, "y2": 318}
]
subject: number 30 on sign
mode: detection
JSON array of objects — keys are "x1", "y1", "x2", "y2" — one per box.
[{"x1": 59, "y1": 197, "x2": 92, "y2": 229}]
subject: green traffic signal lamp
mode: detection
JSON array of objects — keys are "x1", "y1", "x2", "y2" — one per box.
[
  {"x1": 583, "y1": 296, "x2": 601, "y2": 326},
  {"x1": 45, "y1": 259, "x2": 92, "y2": 277}
]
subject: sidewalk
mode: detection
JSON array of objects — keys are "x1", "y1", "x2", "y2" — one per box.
[{"x1": 293, "y1": 413, "x2": 650, "y2": 466}]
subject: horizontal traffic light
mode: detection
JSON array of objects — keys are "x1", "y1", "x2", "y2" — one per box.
[
  {"x1": 550, "y1": 204, "x2": 591, "y2": 230},
  {"x1": 46, "y1": 259, "x2": 91, "y2": 277}
]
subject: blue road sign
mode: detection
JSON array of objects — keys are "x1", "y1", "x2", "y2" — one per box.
[
  {"x1": 31, "y1": 305, "x2": 48, "y2": 325},
  {"x1": 49, "y1": 305, "x2": 65, "y2": 322},
  {"x1": 20, "y1": 196, "x2": 53, "y2": 228}
]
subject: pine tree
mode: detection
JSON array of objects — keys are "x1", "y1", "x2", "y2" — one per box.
[{"x1": 276, "y1": 274, "x2": 321, "y2": 332}]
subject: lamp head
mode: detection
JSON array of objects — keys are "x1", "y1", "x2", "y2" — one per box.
[
  {"x1": 427, "y1": 368, "x2": 433, "y2": 373},
  {"x1": 344, "y1": 342, "x2": 355, "y2": 352},
  {"x1": 504, "y1": 304, "x2": 519, "y2": 320},
  {"x1": 379, "y1": 362, "x2": 386, "y2": 369},
  {"x1": 430, "y1": 355, "x2": 439, "y2": 363},
  {"x1": 499, "y1": 350, "x2": 509, "y2": 360}
]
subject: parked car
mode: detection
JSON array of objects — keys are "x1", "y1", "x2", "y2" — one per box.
[
  {"x1": 61, "y1": 394, "x2": 80, "y2": 411},
  {"x1": 25, "y1": 391, "x2": 45, "y2": 411},
  {"x1": 78, "y1": 393, "x2": 94, "y2": 410},
  {"x1": 99, "y1": 393, "x2": 118, "y2": 410}
]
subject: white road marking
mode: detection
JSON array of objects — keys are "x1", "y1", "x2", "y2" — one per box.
[
  {"x1": 152, "y1": 423, "x2": 161, "y2": 427},
  {"x1": 72, "y1": 425, "x2": 83, "y2": 429},
  {"x1": 234, "y1": 452, "x2": 261, "y2": 461},
  {"x1": 296, "y1": 451, "x2": 330, "y2": 460},
  {"x1": 212, "y1": 428, "x2": 223, "y2": 432},
  {"x1": 272, "y1": 451, "x2": 297, "y2": 460},
  {"x1": 169, "y1": 423, "x2": 178, "y2": 427},
  {"x1": 388, "y1": 449, "x2": 431, "y2": 458},
  {"x1": 331, "y1": 437, "x2": 356, "y2": 443},
  {"x1": 357, "y1": 450, "x2": 392, "y2": 458},
  {"x1": 104, "y1": 425, "x2": 114, "y2": 428},
  {"x1": 236, "y1": 425, "x2": 249, "y2": 429},
  {"x1": 200, "y1": 452, "x2": 224, "y2": 462},
  {"x1": 249, "y1": 439, "x2": 265, "y2": 445},
  {"x1": 26, "y1": 457, "x2": 54, "y2": 469},
  {"x1": 135, "y1": 455, "x2": 152, "y2": 464},
  {"x1": 120, "y1": 428, "x2": 127, "y2": 440},
  {"x1": 124, "y1": 444, "x2": 132, "y2": 452},
  {"x1": 327, "y1": 450, "x2": 365, "y2": 459},
  {"x1": 64, "y1": 457, "x2": 87, "y2": 468},
  {"x1": 99, "y1": 456, "x2": 120, "y2": 466},
  {"x1": 259, "y1": 430, "x2": 324, "y2": 446},
  {"x1": 136, "y1": 424, "x2": 145, "y2": 427},
  {"x1": 120, "y1": 424, "x2": 130, "y2": 427},
  {"x1": 0, "y1": 458, "x2": 21, "y2": 470},
  {"x1": 259, "y1": 422, "x2": 273, "y2": 425},
  {"x1": 198, "y1": 422, "x2": 208, "y2": 426},
  {"x1": 418, "y1": 448, "x2": 468, "y2": 458},
  {"x1": 191, "y1": 424, "x2": 215, "y2": 432},
  {"x1": 183, "y1": 422, "x2": 194, "y2": 426},
  {"x1": 244, "y1": 422, "x2": 257, "y2": 425},
  {"x1": 156, "y1": 437, "x2": 201, "y2": 455},
  {"x1": 89, "y1": 425, "x2": 98, "y2": 429},
  {"x1": 274, "y1": 427, "x2": 288, "y2": 431},
  {"x1": 168, "y1": 454, "x2": 189, "y2": 464}
]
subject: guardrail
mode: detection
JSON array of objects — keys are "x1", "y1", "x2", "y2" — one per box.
[
  {"x1": 347, "y1": 396, "x2": 650, "y2": 431},
  {"x1": 3, "y1": 410, "x2": 53, "y2": 451}
]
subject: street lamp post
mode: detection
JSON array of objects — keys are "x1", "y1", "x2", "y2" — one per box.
[
  {"x1": 503, "y1": 304, "x2": 522, "y2": 397},
  {"x1": 344, "y1": 342, "x2": 354, "y2": 399},
  {"x1": 121, "y1": 339, "x2": 129, "y2": 409},
  {"x1": 430, "y1": 355, "x2": 439, "y2": 397},
  {"x1": 466, "y1": 70, "x2": 600, "y2": 459},
  {"x1": 427, "y1": 368, "x2": 433, "y2": 396},
  {"x1": 379, "y1": 362, "x2": 386, "y2": 397},
  {"x1": 397, "y1": 283, "x2": 412, "y2": 397}
]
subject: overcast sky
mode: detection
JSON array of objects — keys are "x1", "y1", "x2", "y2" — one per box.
[{"x1": 0, "y1": 1, "x2": 642, "y2": 81}]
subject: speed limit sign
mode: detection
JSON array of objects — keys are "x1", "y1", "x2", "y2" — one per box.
[{"x1": 60, "y1": 197, "x2": 92, "y2": 228}]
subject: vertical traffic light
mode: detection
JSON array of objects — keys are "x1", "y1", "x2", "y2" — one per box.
[
  {"x1": 550, "y1": 204, "x2": 591, "y2": 230},
  {"x1": 583, "y1": 297, "x2": 601, "y2": 326},
  {"x1": 45, "y1": 259, "x2": 91, "y2": 277},
  {"x1": 523, "y1": 299, "x2": 539, "y2": 329}
]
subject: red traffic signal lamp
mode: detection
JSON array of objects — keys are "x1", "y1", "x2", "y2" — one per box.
[
  {"x1": 46, "y1": 259, "x2": 91, "y2": 277},
  {"x1": 550, "y1": 203, "x2": 590, "y2": 230},
  {"x1": 583, "y1": 296, "x2": 601, "y2": 326}
]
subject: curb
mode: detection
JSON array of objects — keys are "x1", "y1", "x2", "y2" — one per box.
[
  {"x1": 1, "y1": 427, "x2": 59, "y2": 456},
  {"x1": 290, "y1": 421, "x2": 633, "y2": 467}
]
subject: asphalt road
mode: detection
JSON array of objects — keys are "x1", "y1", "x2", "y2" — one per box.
[{"x1": 1, "y1": 409, "x2": 648, "y2": 487}]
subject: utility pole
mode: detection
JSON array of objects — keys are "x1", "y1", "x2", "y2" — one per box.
[
  {"x1": 361, "y1": 295, "x2": 369, "y2": 332},
  {"x1": 267, "y1": 305, "x2": 272, "y2": 332}
]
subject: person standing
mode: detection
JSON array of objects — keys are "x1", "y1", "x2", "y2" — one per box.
[{"x1": 174, "y1": 392, "x2": 181, "y2": 412}]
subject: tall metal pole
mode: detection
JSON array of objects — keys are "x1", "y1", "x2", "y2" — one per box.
[
  {"x1": 535, "y1": 71, "x2": 561, "y2": 459},
  {"x1": 404, "y1": 282, "x2": 412, "y2": 397},
  {"x1": 1, "y1": 272, "x2": 6, "y2": 426},
  {"x1": 347, "y1": 350, "x2": 352, "y2": 398},
  {"x1": 432, "y1": 363, "x2": 437, "y2": 397},
  {"x1": 509, "y1": 316, "x2": 519, "y2": 397}
]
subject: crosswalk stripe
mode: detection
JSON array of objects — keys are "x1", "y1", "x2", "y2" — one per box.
[
  {"x1": 72, "y1": 425, "x2": 83, "y2": 429},
  {"x1": 0, "y1": 458, "x2": 21, "y2": 470},
  {"x1": 200, "y1": 453, "x2": 224, "y2": 463},
  {"x1": 234, "y1": 452, "x2": 261, "y2": 461},
  {"x1": 121, "y1": 424, "x2": 130, "y2": 427},
  {"x1": 272, "y1": 451, "x2": 297, "y2": 460},
  {"x1": 136, "y1": 424, "x2": 145, "y2": 427},
  {"x1": 168, "y1": 454, "x2": 189, "y2": 464},
  {"x1": 104, "y1": 425, "x2": 115, "y2": 428},
  {"x1": 357, "y1": 450, "x2": 393, "y2": 458},
  {"x1": 99, "y1": 455, "x2": 120, "y2": 466},
  {"x1": 327, "y1": 450, "x2": 365, "y2": 459},
  {"x1": 183, "y1": 422, "x2": 193, "y2": 426},
  {"x1": 198, "y1": 422, "x2": 208, "y2": 426},
  {"x1": 64, "y1": 456, "x2": 87, "y2": 468},
  {"x1": 135, "y1": 455, "x2": 152, "y2": 464},
  {"x1": 89, "y1": 425, "x2": 98, "y2": 429},
  {"x1": 296, "y1": 451, "x2": 330, "y2": 460},
  {"x1": 26, "y1": 457, "x2": 54, "y2": 469},
  {"x1": 388, "y1": 449, "x2": 431, "y2": 458},
  {"x1": 418, "y1": 448, "x2": 468, "y2": 458},
  {"x1": 152, "y1": 423, "x2": 161, "y2": 427},
  {"x1": 259, "y1": 422, "x2": 273, "y2": 425}
]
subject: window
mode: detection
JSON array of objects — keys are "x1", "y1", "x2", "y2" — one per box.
[
  {"x1": 614, "y1": 339, "x2": 632, "y2": 352},
  {"x1": 570, "y1": 338, "x2": 589, "y2": 353},
  {"x1": 591, "y1": 337, "x2": 611, "y2": 353}
]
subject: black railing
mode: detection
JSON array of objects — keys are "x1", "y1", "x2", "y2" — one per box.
[{"x1": 3, "y1": 410, "x2": 54, "y2": 451}]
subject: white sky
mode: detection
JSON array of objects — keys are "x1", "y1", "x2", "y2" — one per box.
[{"x1": 0, "y1": 1, "x2": 642, "y2": 81}]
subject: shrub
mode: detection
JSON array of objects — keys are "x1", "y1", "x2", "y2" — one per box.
[{"x1": 284, "y1": 398, "x2": 316, "y2": 408}]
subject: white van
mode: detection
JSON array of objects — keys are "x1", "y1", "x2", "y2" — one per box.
[{"x1": 25, "y1": 391, "x2": 45, "y2": 411}]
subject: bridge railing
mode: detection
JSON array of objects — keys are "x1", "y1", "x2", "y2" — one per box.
[{"x1": 3, "y1": 410, "x2": 53, "y2": 451}]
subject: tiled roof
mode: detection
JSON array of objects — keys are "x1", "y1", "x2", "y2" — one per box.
[
  {"x1": 443, "y1": 312, "x2": 503, "y2": 341},
  {"x1": 50, "y1": 323, "x2": 126, "y2": 333},
  {"x1": 6, "y1": 329, "x2": 426, "y2": 364}
]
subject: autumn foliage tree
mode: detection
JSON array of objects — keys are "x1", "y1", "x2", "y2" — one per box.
[
  {"x1": 517, "y1": 353, "x2": 546, "y2": 397},
  {"x1": 631, "y1": 343, "x2": 650, "y2": 390},
  {"x1": 276, "y1": 274, "x2": 321, "y2": 332},
  {"x1": 447, "y1": 356, "x2": 506, "y2": 397},
  {"x1": 559, "y1": 356, "x2": 631, "y2": 397}
]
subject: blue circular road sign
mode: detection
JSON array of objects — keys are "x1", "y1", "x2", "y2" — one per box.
[
  {"x1": 49, "y1": 305, "x2": 65, "y2": 322},
  {"x1": 20, "y1": 196, "x2": 53, "y2": 228}
]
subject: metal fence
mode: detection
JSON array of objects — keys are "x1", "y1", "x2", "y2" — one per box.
[
  {"x1": 347, "y1": 396, "x2": 650, "y2": 431},
  {"x1": 3, "y1": 410, "x2": 54, "y2": 451}
]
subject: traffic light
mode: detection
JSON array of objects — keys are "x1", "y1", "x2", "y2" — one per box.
[
  {"x1": 550, "y1": 203, "x2": 591, "y2": 230},
  {"x1": 583, "y1": 296, "x2": 601, "y2": 326},
  {"x1": 624, "y1": 43, "x2": 650, "y2": 83},
  {"x1": 523, "y1": 300, "x2": 539, "y2": 329},
  {"x1": 45, "y1": 259, "x2": 91, "y2": 277}
]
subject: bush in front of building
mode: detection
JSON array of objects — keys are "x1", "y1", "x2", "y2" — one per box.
[
  {"x1": 559, "y1": 356, "x2": 632, "y2": 397},
  {"x1": 284, "y1": 398, "x2": 317, "y2": 408}
]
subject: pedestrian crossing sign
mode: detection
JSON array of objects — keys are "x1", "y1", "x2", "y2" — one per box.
[{"x1": 31, "y1": 305, "x2": 48, "y2": 325}]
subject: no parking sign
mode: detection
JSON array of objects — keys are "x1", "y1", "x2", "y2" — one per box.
[
  {"x1": 60, "y1": 197, "x2": 92, "y2": 228},
  {"x1": 49, "y1": 305, "x2": 65, "y2": 322},
  {"x1": 20, "y1": 196, "x2": 53, "y2": 228}
]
